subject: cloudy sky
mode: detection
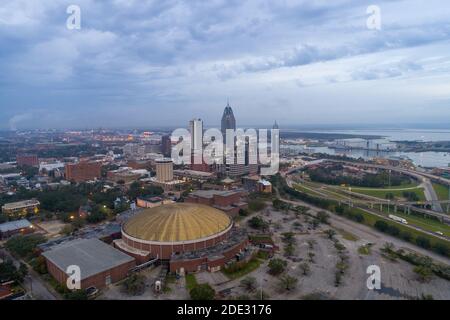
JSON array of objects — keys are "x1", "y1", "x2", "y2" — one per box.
[{"x1": 1, "y1": 0, "x2": 450, "y2": 130}]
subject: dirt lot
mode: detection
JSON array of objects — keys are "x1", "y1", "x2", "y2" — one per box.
[{"x1": 35, "y1": 220, "x2": 68, "y2": 238}]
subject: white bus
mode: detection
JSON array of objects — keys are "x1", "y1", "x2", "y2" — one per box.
[{"x1": 388, "y1": 214, "x2": 408, "y2": 225}]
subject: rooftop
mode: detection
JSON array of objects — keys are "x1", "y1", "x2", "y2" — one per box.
[
  {"x1": 123, "y1": 203, "x2": 232, "y2": 242},
  {"x1": 41, "y1": 238, "x2": 134, "y2": 280},
  {"x1": 0, "y1": 219, "x2": 32, "y2": 233},
  {"x1": 2, "y1": 199, "x2": 40, "y2": 210},
  {"x1": 190, "y1": 189, "x2": 241, "y2": 199}
]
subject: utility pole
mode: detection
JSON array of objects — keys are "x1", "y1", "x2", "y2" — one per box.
[
  {"x1": 388, "y1": 169, "x2": 391, "y2": 188},
  {"x1": 448, "y1": 184, "x2": 450, "y2": 214}
]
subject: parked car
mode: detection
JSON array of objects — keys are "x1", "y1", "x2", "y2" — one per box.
[{"x1": 86, "y1": 286, "x2": 99, "y2": 299}]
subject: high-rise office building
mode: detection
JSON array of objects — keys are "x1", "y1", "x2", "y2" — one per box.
[
  {"x1": 161, "y1": 135, "x2": 172, "y2": 158},
  {"x1": 189, "y1": 118, "x2": 203, "y2": 165},
  {"x1": 221, "y1": 102, "x2": 236, "y2": 141},
  {"x1": 155, "y1": 158, "x2": 174, "y2": 182}
]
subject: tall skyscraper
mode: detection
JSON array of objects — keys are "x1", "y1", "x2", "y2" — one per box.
[
  {"x1": 161, "y1": 135, "x2": 172, "y2": 158},
  {"x1": 221, "y1": 101, "x2": 236, "y2": 141},
  {"x1": 189, "y1": 118, "x2": 203, "y2": 165}
]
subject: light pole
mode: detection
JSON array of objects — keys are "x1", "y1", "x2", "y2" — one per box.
[
  {"x1": 26, "y1": 275, "x2": 33, "y2": 299},
  {"x1": 348, "y1": 187, "x2": 352, "y2": 207},
  {"x1": 388, "y1": 169, "x2": 391, "y2": 188},
  {"x1": 448, "y1": 184, "x2": 450, "y2": 214}
]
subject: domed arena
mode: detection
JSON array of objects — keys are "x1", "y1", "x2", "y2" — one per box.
[{"x1": 114, "y1": 203, "x2": 248, "y2": 273}]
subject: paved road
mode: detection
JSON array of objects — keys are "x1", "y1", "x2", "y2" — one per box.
[
  {"x1": 422, "y1": 177, "x2": 443, "y2": 212},
  {"x1": 25, "y1": 270, "x2": 58, "y2": 300},
  {"x1": 286, "y1": 175, "x2": 450, "y2": 241},
  {"x1": 0, "y1": 248, "x2": 58, "y2": 300}
]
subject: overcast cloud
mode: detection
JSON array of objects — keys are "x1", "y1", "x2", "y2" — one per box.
[{"x1": 1, "y1": 0, "x2": 450, "y2": 129}]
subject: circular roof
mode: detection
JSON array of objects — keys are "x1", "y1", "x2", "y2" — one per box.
[{"x1": 123, "y1": 203, "x2": 232, "y2": 243}]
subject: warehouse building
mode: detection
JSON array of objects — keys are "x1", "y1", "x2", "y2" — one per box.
[{"x1": 42, "y1": 238, "x2": 135, "y2": 290}]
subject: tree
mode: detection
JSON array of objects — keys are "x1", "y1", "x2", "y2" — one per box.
[
  {"x1": 5, "y1": 234, "x2": 46, "y2": 258},
  {"x1": 308, "y1": 252, "x2": 315, "y2": 263},
  {"x1": 413, "y1": 266, "x2": 433, "y2": 282},
  {"x1": 123, "y1": 274, "x2": 146, "y2": 296},
  {"x1": 382, "y1": 242, "x2": 395, "y2": 253},
  {"x1": 317, "y1": 211, "x2": 330, "y2": 224},
  {"x1": 281, "y1": 232, "x2": 296, "y2": 245},
  {"x1": 284, "y1": 244, "x2": 295, "y2": 257},
  {"x1": 307, "y1": 240, "x2": 316, "y2": 250},
  {"x1": 279, "y1": 274, "x2": 298, "y2": 291},
  {"x1": 299, "y1": 262, "x2": 310, "y2": 276},
  {"x1": 416, "y1": 236, "x2": 431, "y2": 249},
  {"x1": 248, "y1": 216, "x2": 269, "y2": 231},
  {"x1": 64, "y1": 290, "x2": 88, "y2": 300},
  {"x1": 61, "y1": 224, "x2": 75, "y2": 236},
  {"x1": 324, "y1": 229, "x2": 336, "y2": 239},
  {"x1": 0, "y1": 259, "x2": 24, "y2": 283},
  {"x1": 268, "y1": 258, "x2": 287, "y2": 276},
  {"x1": 86, "y1": 207, "x2": 107, "y2": 224},
  {"x1": 239, "y1": 208, "x2": 249, "y2": 217},
  {"x1": 240, "y1": 276, "x2": 257, "y2": 292},
  {"x1": 433, "y1": 243, "x2": 449, "y2": 256},
  {"x1": 189, "y1": 283, "x2": 215, "y2": 300},
  {"x1": 30, "y1": 256, "x2": 47, "y2": 274},
  {"x1": 374, "y1": 220, "x2": 389, "y2": 232}
]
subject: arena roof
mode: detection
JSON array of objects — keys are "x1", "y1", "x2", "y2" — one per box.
[{"x1": 123, "y1": 203, "x2": 232, "y2": 242}]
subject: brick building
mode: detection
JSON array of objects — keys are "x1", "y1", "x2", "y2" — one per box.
[
  {"x1": 42, "y1": 238, "x2": 135, "y2": 290},
  {"x1": 16, "y1": 154, "x2": 39, "y2": 167},
  {"x1": 0, "y1": 219, "x2": 34, "y2": 239},
  {"x1": 185, "y1": 190, "x2": 247, "y2": 217},
  {"x1": 65, "y1": 161, "x2": 102, "y2": 183}
]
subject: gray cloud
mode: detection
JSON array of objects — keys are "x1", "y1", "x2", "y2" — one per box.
[{"x1": 1, "y1": 0, "x2": 450, "y2": 128}]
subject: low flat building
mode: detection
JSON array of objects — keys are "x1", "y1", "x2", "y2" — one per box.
[
  {"x1": 186, "y1": 190, "x2": 247, "y2": 217},
  {"x1": 106, "y1": 168, "x2": 143, "y2": 184},
  {"x1": 136, "y1": 196, "x2": 174, "y2": 208},
  {"x1": 42, "y1": 238, "x2": 135, "y2": 290},
  {"x1": 0, "y1": 219, "x2": 34, "y2": 239},
  {"x1": 174, "y1": 169, "x2": 214, "y2": 182},
  {"x1": 2, "y1": 199, "x2": 40, "y2": 217}
]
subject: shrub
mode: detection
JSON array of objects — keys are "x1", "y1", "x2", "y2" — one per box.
[
  {"x1": 374, "y1": 220, "x2": 389, "y2": 232},
  {"x1": 416, "y1": 236, "x2": 431, "y2": 249},
  {"x1": 268, "y1": 258, "x2": 287, "y2": 275}
]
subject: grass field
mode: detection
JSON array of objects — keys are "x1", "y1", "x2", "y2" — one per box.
[
  {"x1": 222, "y1": 258, "x2": 262, "y2": 280},
  {"x1": 185, "y1": 274, "x2": 198, "y2": 291},
  {"x1": 348, "y1": 186, "x2": 426, "y2": 201},
  {"x1": 346, "y1": 206, "x2": 450, "y2": 251},
  {"x1": 380, "y1": 209, "x2": 450, "y2": 237},
  {"x1": 336, "y1": 228, "x2": 359, "y2": 241}
]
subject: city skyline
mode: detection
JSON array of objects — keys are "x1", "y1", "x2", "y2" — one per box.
[{"x1": 1, "y1": 1, "x2": 450, "y2": 130}]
